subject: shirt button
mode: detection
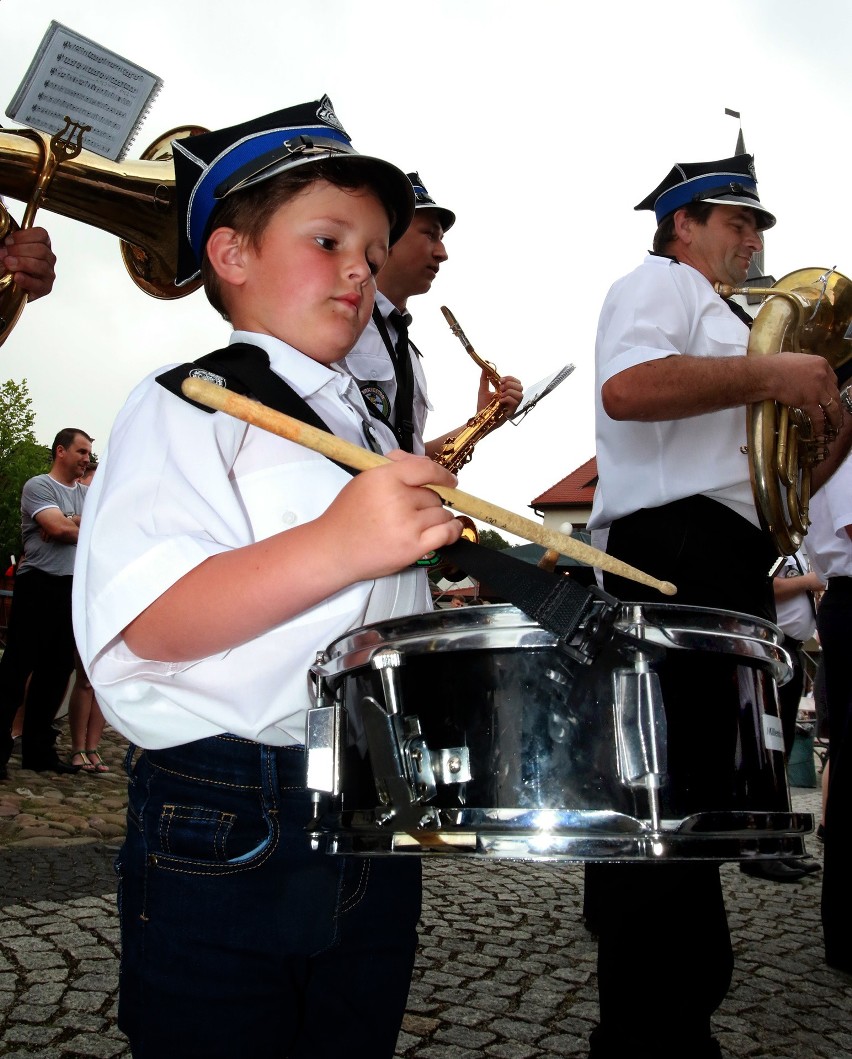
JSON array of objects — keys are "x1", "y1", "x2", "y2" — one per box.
[
  {"x1": 281, "y1": 511, "x2": 297, "y2": 526},
  {"x1": 370, "y1": 370, "x2": 378, "y2": 378}
]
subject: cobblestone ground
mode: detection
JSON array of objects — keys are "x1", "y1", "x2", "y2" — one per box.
[{"x1": 0, "y1": 728, "x2": 849, "y2": 1058}]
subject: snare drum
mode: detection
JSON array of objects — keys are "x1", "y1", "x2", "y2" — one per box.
[{"x1": 306, "y1": 603, "x2": 811, "y2": 861}]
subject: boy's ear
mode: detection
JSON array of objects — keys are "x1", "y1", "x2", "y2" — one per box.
[{"x1": 205, "y1": 227, "x2": 247, "y2": 285}]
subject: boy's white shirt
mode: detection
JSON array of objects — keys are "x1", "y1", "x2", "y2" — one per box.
[{"x1": 72, "y1": 330, "x2": 432, "y2": 749}]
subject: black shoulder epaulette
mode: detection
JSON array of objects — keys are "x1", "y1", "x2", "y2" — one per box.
[
  {"x1": 156, "y1": 342, "x2": 335, "y2": 433},
  {"x1": 156, "y1": 344, "x2": 256, "y2": 413},
  {"x1": 155, "y1": 342, "x2": 355, "y2": 476}
]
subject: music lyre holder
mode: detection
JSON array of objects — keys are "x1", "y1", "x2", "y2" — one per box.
[{"x1": 0, "y1": 117, "x2": 90, "y2": 334}]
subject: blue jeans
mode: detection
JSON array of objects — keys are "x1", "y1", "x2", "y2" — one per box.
[{"x1": 116, "y1": 735, "x2": 421, "y2": 1057}]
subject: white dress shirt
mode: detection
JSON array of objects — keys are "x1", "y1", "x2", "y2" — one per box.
[
  {"x1": 805, "y1": 452, "x2": 852, "y2": 579},
  {"x1": 589, "y1": 254, "x2": 756, "y2": 533},
  {"x1": 774, "y1": 550, "x2": 818, "y2": 642},
  {"x1": 341, "y1": 291, "x2": 432, "y2": 454},
  {"x1": 72, "y1": 331, "x2": 432, "y2": 750}
]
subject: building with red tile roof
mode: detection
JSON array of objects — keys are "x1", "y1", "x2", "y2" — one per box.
[{"x1": 530, "y1": 456, "x2": 597, "y2": 531}]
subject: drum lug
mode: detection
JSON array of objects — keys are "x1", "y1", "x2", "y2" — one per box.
[
  {"x1": 612, "y1": 657, "x2": 668, "y2": 831},
  {"x1": 305, "y1": 703, "x2": 344, "y2": 796}
]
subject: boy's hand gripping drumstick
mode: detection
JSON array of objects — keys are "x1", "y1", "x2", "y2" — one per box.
[{"x1": 182, "y1": 377, "x2": 677, "y2": 596}]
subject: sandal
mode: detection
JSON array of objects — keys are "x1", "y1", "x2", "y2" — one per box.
[
  {"x1": 85, "y1": 748, "x2": 110, "y2": 773},
  {"x1": 70, "y1": 750, "x2": 94, "y2": 773}
]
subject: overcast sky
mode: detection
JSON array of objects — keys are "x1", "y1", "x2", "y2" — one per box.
[{"x1": 3, "y1": 0, "x2": 852, "y2": 547}]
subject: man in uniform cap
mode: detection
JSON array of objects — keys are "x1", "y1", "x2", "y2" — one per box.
[
  {"x1": 584, "y1": 154, "x2": 852, "y2": 1058},
  {"x1": 342, "y1": 170, "x2": 522, "y2": 459}
]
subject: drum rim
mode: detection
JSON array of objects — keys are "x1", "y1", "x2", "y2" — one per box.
[{"x1": 313, "y1": 602, "x2": 791, "y2": 683}]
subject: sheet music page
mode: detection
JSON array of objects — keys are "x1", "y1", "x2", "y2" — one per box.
[
  {"x1": 512, "y1": 364, "x2": 575, "y2": 419},
  {"x1": 6, "y1": 21, "x2": 163, "y2": 161}
]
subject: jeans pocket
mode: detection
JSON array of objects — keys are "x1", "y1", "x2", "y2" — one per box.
[
  {"x1": 159, "y1": 803, "x2": 236, "y2": 860},
  {"x1": 149, "y1": 799, "x2": 276, "y2": 871}
]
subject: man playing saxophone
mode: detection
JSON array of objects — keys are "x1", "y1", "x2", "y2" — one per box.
[
  {"x1": 342, "y1": 171, "x2": 522, "y2": 458},
  {"x1": 585, "y1": 153, "x2": 852, "y2": 1059}
]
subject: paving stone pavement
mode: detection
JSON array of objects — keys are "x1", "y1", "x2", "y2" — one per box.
[{"x1": 0, "y1": 727, "x2": 849, "y2": 1058}]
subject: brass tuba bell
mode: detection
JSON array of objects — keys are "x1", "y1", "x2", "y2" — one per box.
[
  {"x1": 717, "y1": 267, "x2": 852, "y2": 555},
  {"x1": 0, "y1": 120, "x2": 207, "y2": 347}
]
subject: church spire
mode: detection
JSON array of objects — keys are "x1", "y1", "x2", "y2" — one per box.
[{"x1": 727, "y1": 108, "x2": 765, "y2": 278}]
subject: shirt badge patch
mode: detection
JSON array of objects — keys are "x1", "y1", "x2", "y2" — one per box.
[
  {"x1": 360, "y1": 384, "x2": 391, "y2": 419},
  {"x1": 189, "y1": 368, "x2": 226, "y2": 387}
]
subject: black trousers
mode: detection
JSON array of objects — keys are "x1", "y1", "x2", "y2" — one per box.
[
  {"x1": 0, "y1": 569, "x2": 75, "y2": 766},
  {"x1": 586, "y1": 496, "x2": 777, "y2": 1059},
  {"x1": 815, "y1": 577, "x2": 852, "y2": 973},
  {"x1": 778, "y1": 635, "x2": 806, "y2": 758}
]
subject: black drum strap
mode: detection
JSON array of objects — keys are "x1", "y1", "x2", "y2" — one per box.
[{"x1": 437, "y1": 538, "x2": 619, "y2": 664}]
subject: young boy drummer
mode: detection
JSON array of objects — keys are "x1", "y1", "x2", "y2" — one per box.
[{"x1": 72, "y1": 96, "x2": 462, "y2": 1059}]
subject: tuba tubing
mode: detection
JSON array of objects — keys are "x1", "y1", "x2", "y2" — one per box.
[
  {"x1": 0, "y1": 124, "x2": 204, "y2": 304},
  {"x1": 716, "y1": 268, "x2": 852, "y2": 555}
]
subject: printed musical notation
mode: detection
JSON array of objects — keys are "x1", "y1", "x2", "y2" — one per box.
[
  {"x1": 6, "y1": 21, "x2": 163, "y2": 161},
  {"x1": 512, "y1": 364, "x2": 575, "y2": 422}
]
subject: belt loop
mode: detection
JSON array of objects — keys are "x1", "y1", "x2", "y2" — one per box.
[
  {"x1": 258, "y1": 743, "x2": 282, "y2": 811},
  {"x1": 123, "y1": 743, "x2": 141, "y2": 778}
]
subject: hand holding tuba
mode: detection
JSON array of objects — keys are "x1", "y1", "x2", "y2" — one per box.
[
  {"x1": 0, "y1": 117, "x2": 89, "y2": 343},
  {"x1": 716, "y1": 267, "x2": 852, "y2": 554}
]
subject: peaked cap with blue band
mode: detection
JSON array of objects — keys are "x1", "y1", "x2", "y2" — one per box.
[
  {"x1": 635, "y1": 154, "x2": 776, "y2": 231},
  {"x1": 172, "y1": 95, "x2": 415, "y2": 286},
  {"x1": 407, "y1": 171, "x2": 455, "y2": 232}
]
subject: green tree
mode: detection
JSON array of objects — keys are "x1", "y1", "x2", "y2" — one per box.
[
  {"x1": 0, "y1": 380, "x2": 50, "y2": 568},
  {"x1": 478, "y1": 527, "x2": 511, "y2": 550}
]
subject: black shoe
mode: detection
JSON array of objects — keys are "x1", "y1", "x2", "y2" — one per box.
[
  {"x1": 590, "y1": 1027, "x2": 722, "y2": 1058},
  {"x1": 826, "y1": 956, "x2": 852, "y2": 978},
  {"x1": 740, "y1": 858, "x2": 820, "y2": 882},
  {"x1": 816, "y1": 823, "x2": 825, "y2": 842},
  {"x1": 21, "y1": 756, "x2": 81, "y2": 775},
  {"x1": 582, "y1": 916, "x2": 600, "y2": 938}
]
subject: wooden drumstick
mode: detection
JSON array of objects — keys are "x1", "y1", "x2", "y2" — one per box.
[{"x1": 181, "y1": 378, "x2": 677, "y2": 596}]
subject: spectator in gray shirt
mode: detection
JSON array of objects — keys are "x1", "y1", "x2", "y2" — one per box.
[{"x1": 0, "y1": 428, "x2": 93, "y2": 778}]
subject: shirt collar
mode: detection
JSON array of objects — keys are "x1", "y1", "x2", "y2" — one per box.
[
  {"x1": 229, "y1": 330, "x2": 346, "y2": 400},
  {"x1": 374, "y1": 289, "x2": 414, "y2": 325}
]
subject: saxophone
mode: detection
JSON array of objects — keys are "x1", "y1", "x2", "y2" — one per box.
[{"x1": 433, "y1": 306, "x2": 510, "y2": 473}]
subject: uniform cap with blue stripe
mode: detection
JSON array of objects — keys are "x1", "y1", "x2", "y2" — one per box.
[
  {"x1": 172, "y1": 96, "x2": 415, "y2": 285},
  {"x1": 635, "y1": 154, "x2": 776, "y2": 231},
  {"x1": 407, "y1": 171, "x2": 455, "y2": 232}
]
